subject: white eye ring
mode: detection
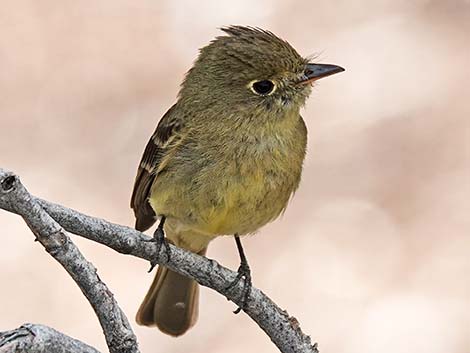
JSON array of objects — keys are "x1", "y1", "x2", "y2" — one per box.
[{"x1": 249, "y1": 80, "x2": 276, "y2": 96}]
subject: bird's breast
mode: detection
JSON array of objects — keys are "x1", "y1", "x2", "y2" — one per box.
[
  {"x1": 152, "y1": 114, "x2": 307, "y2": 236},
  {"x1": 193, "y1": 119, "x2": 306, "y2": 235}
]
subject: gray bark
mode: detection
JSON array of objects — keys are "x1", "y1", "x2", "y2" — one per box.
[
  {"x1": 0, "y1": 170, "x2": 139, "y2": 353},
  {"x1": 0, "y1": 324, "x2": 101, "y2": 353}
]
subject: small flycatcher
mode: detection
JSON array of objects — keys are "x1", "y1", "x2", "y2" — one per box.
[{"x1": 131, "y1": 26, "x2": 344, "y2": 336}]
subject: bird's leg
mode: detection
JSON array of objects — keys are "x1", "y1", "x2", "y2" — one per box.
[
  {"x1": 226, "y1": 234, "x2": 252, "y2": 314},
  {"x1": 145, "y1": 216, "x2": 171, "y2": 272}
]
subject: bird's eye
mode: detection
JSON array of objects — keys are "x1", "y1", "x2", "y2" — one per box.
[{"x1": 251, "y1": 80, "x2": 275, "y2": 95}]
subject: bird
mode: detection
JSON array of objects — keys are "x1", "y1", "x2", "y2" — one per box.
[{"x1": 130, "y1": 25, "x2": 344, "y2": 337}]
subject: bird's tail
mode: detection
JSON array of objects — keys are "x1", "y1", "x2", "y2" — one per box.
[{"x1": 136, "y1": 247, "x2": 207, "y2": 336}]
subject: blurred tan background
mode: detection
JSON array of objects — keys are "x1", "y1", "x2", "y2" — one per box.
[{"x1": 1, "y1": 1, "x2": 469, "y2": 352}]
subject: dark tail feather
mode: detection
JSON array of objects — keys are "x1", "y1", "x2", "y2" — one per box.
[{"x1": 136, "y1": 247, "x2": 207, "y2": 336}]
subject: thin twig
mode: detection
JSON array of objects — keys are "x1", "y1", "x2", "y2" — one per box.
[
  {"x1": 0, "y1": 170, "x2": 140, "y2": 353},
  {"x1": 0, "y1": 168, "x2": 318, "y2": 353}
]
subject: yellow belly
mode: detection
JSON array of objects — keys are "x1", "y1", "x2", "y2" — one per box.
[
  {"x1": 199, "y1": 173, "x2": 287, "y2": 235},
  {"x1": 150, "y1": 152, "x2": 299, "y2": 240}
]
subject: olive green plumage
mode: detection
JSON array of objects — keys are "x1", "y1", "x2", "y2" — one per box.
[{"x1": 131, "y1": 25, "x2": 343, "y2": 336}]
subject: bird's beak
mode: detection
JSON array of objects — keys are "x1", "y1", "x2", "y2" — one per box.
[{"x1": 298, "y1": 63, "x2": 345, "y2": 85}]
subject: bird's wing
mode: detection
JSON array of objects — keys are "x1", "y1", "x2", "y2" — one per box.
[{"x1": 130, "y1": 103, "x2": 183, "y2": 231}]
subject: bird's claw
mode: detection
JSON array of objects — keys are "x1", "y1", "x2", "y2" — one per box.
[
  {"x1": 144, "y1": 224, "x2": 171, "y2": 273},
  {"x1": 226, "y1": 261, "x2": 252, "y2": 314}
]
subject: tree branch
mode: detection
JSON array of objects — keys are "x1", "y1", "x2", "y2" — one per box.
[
  {"x1": 0, "y1": 323, "x2": 101, "y2": 353},
  {"x1": 0, "y1": 168, "x2": 318, "y2": 353},
  {"x1": 0, "y1": 170, "x2": 139, "y2": 353}
]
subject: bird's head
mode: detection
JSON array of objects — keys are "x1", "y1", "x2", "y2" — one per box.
[{"x1": 179, "y1": 26, "x2": 344, "y2": 120}]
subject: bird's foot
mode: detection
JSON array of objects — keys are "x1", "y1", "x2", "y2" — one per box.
[
  {"x1": 144, "y1": 219, "x2": 170, "y2": 272},
  {"x1": 226, "y1": 261, "x2": 252, "y2": 314}
]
